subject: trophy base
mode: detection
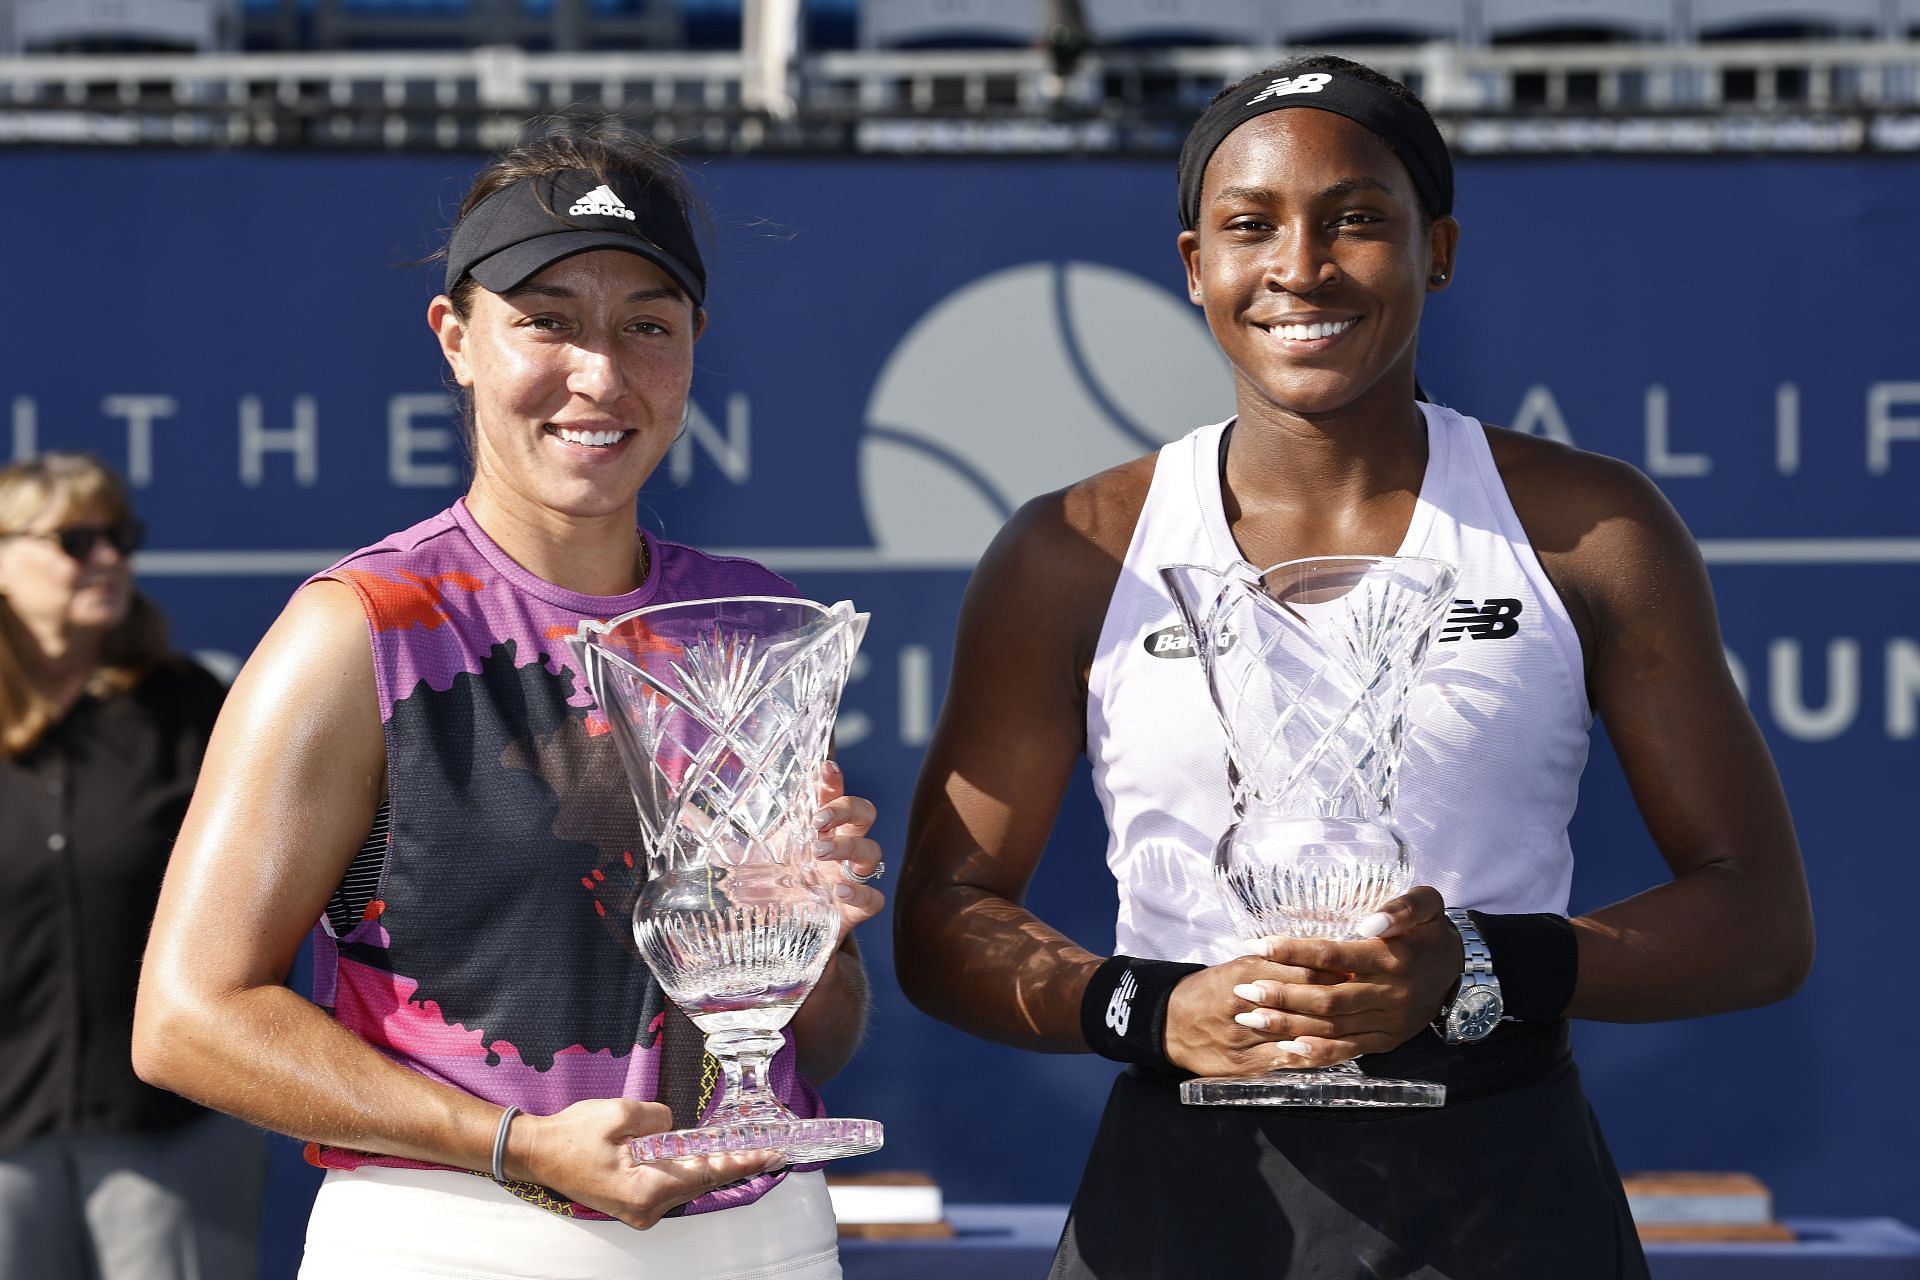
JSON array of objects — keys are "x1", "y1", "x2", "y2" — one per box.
[
  {"x1": 1180, "y1": 1067, "x2": 1445, "y2": 1109},
  {"x1": 630, "y1": 1116, "x2": 885, "y2": 1164}
]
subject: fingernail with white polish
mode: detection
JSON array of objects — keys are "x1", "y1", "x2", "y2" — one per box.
[
  {"x1": 834, "y1": 883, "x2": 855, "y2": 900},
  {"x1": 811, "y1": 838, "x2": 833, "y2": 857},
  {"x1": 1274, "y1": 1040, "x2": 1310, "y2": 1054},
  {"x1": 1233, "y1": 1011, "x2": 1270, "y2": 1031},
  {"x1": 1232, "y1": 983, "x2": 1263, "y2": 1002},
  {"x1": 1356, "y1": 912, "x2": 1392, "y2": 938},
  {"x1": 812, "y1": 809, "x2": 833, "y2": 831}
]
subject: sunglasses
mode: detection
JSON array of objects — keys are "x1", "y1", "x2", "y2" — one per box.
[{"x1": 9, "y1": 520, "x2": 147, "y2": 562}]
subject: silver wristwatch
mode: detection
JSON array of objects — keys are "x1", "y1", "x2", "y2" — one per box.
[{"x1": 1435, "y1": 908, "x2": 1504, "y2": 1044}]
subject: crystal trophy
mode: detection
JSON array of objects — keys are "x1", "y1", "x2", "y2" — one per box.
[
  {"x1": 1160, "y1": 556, "x2": 1458, "y2": 1108},
  {"x1": 570, "y1": 596, "x2": 885, "y2": 1162}
]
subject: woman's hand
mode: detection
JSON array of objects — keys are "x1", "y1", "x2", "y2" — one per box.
[
  {"x1": 510, "y1": 1099, "x2": 785, "y2": 1230},
  {"x1": 1166, "y1": 887, "x2": 1463, "y2": 1075},
  {"x1": 812, "y1": 760, "x2": 884, "y2": 941},
  {"x1": 786, "y1": 760, "x2": 881, "y2": 1081},
  {"x1": 1163, "y1": 953, "x2": 1348, "y2": 1078}
]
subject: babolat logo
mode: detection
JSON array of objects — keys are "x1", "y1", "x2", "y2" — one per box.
[
  {"x1": 1246, "y1": 72, "x2": 1333, "y2": 105},
  {"x1": 568, "y1": 184, "x2": 636, "y2": 221},
  {"x1": 1439, "y1": 598, "x2": 1523, "y2": 643},
  {"x1": 1144, "y1": 622, "x2": 1235, "y2": 659}
]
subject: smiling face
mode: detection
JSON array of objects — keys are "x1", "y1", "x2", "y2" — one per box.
[
  {"x1": 431, "y1": 248, "x2": 703, "y2": 525},
  {"x1": 1179, "y1": 109, "x2": 1458, "y2": 425},
  {"x1": 0, "y1": 499, "x2": 136, "y2": 646}
]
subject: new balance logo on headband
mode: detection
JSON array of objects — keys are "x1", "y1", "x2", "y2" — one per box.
[
  {"x1": 1439, "y1": 598, "x2": 1523, "y2": 642},
  {"x1": 568, "y1": 185, "x2": 636, "y2": 221},
  {"x1": 1246, "y1": 72, "x2": 1333, "y2": 105}
]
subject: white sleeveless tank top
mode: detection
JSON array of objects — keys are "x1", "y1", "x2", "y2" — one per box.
[{"x1": 1087, "y1": 403, "x2": 1592, "y2": 965}]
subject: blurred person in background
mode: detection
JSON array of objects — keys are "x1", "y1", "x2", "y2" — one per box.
[
  {"x1": 132, "y1": 123, "x2": 884, "y2": 1279},
  {"x1": 0, "y1": 453, "x2": 265, "y2": 1280},
  {"x1": 896, "y1": 55, "x2": 1812, "y2": 1279}
]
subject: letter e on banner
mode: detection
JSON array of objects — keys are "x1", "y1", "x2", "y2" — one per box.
[{"x1": 390, "y1": 394, "x2": 459, "y2": 487}]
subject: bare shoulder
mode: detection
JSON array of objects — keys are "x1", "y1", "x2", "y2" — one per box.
[
  {"x1": 963, "y1": 450, "x2": 1158, "y2": 687},
  {"x1": 1480, "y1": 422, "x2": 1708, "y2": 648},
  {"x1": 976, "y1": 451, "x2": 1155, "y2": 594},
  {"x1": 1002, "y1": 450, "x2": 1155, "y2": 553},
  {"x1": 247, "y1": 578, "x2": 379, "y2": 686},
  {"x1": 1481, "y1": 423, "x2": 1676, "y2": 546},
  {"x1": 214, "y1": 577, "x2": 383, "y2": 775}
]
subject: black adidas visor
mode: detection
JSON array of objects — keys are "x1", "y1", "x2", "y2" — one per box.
[{"x1": 445, "y1": 167, "x2": 706, "y2": 307}]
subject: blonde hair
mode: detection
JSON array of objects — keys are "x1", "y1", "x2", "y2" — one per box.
[{"x1": 0, "y1": 453, "x2": 173, "y2": 759}]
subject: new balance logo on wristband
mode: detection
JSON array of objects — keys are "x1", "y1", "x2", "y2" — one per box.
[
  {"x1": 1105, "y1": 969, "x2": 1138, "y2": 1036},
  {"x1": 1083, "y1": 955, "x2": 1204, "y2": 1072},
  {"x1": 1439, "y1": 598, "x2": 1523, "y2": 642}
]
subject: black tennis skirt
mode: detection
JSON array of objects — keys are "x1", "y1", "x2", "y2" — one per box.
[{"x1": 1049, "y1": 1024, "x2": 1649, "y2": 1280}]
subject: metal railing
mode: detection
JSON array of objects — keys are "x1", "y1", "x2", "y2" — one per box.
[{"x1": 5, "y1": 37, "x2": 1920, "y2": 151}]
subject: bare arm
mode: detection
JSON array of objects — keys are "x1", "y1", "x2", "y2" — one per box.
[
  {"x1": 896, "y1": 476, "x2": 1409, "y2": 1078},
  {"x1": 1248, "y1": 446, "x2": 1819, "y2": 1054},
  {"x1": 790, "y1": 938, "x2": 871, "y2": 1081},
  {"x1": 1528, "y1": 451, "x2": 1814, "y2": 1020},
  {"x1": 786, "y1": 760, "x2": 882, "y2": 1082},
  {"x1": 893, "y1": 492, "x2": 1114, "y2": 1052},
  {"x1": 133, "y1": 582, "x2": 776, "y2": 1227}
]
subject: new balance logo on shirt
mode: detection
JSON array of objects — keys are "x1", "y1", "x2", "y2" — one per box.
[
  {"x1": 1105, "y1": 969, "x2": 1138, "y2": 1037},
  {"x1": 569, "y1": 185, "x2": 636, "y2": 221},
  {"x1": 1440, "y1": 598, "x2": 1523, "y2": 642}
]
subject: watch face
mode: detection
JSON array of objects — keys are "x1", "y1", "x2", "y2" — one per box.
[{"x1": 1452, "y1": 987, "x2": 1503, "y2": 1040}]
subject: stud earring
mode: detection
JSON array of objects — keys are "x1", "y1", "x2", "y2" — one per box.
[{"x1": 1430, "y1": 272, "x2": 1448, "y2": 284}]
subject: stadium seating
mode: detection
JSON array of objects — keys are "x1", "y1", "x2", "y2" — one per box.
[
  {"x1": 1276, "y1": 0, "x2": 1467, "y2": 46},
  {"x1": 860, "y1": 0, "x2": 1042, "y2": 48},
  {"x1": 1482, "y1": 0, "x2": 1678, "y2": 43},
  {"x1": 16, "y1": 0, "x2": 234, "y2": 51},
  {"x1": 1690, "y1": 0, "x2": 1888, "y2": 38}
]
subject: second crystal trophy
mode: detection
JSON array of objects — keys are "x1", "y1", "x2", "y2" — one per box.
[
  {"x1": 1161, "y1": 556, "x2": 1457, "y2": 1108},
  {"x1": 571, "y1": 596, "x2": 884, "y2": 1163}
]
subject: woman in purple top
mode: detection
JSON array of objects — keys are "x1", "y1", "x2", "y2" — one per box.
[{"x1": 132, "y1": 126, "x2": 884, "y2": 1278}]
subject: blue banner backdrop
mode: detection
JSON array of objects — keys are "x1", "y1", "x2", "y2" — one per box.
[{"x1": 1, "y1": 150, "x2": 1913, "y2": 1271}]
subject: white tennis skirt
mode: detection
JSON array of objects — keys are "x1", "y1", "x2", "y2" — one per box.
[{"x1": 300, "y1": 1165, "x2": 840, "y2": 1280}]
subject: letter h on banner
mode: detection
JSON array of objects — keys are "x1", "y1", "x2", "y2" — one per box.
[{"x1": 240, "y1": 395, "x2": 319, "y2": 487}]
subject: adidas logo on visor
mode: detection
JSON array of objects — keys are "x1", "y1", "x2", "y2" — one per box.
[{"x1": 568, "y1": 185, "x2": 635, "y2": 221}]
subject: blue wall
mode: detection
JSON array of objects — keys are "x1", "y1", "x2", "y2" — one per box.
[{"x1": 2, "y1": 149, "x2": 1913, "y2": 1271}]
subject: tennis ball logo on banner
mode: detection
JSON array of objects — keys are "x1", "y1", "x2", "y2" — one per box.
[{"x1": 860, "y1": 261, "x2": 1231, "y2": 563}]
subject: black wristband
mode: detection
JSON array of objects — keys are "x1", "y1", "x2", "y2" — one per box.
[
  {"x1": 1469, "y1": 911, "x2": 1579, "y2": 1022},
  {"x1": 1080, "y1": 955, "x2": 1205, "y2": 1076}
]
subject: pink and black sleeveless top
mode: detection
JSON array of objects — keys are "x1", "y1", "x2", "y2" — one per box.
[{"x1": 303, "y1": 498, "x2": 823, "y2": 1217}]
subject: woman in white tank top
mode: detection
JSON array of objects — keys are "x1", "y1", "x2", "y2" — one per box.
[{"x1": 896, "y1": 53, "x2": 1812, "y2": 1280}]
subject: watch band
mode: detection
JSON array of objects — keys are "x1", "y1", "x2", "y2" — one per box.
[
  {"x1": 1449, "y1": 907, "x2": 1494, "y2": 980},
  {"x1": 1436, "y1": 908, "x2": 1505, "y2": 1044}
]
